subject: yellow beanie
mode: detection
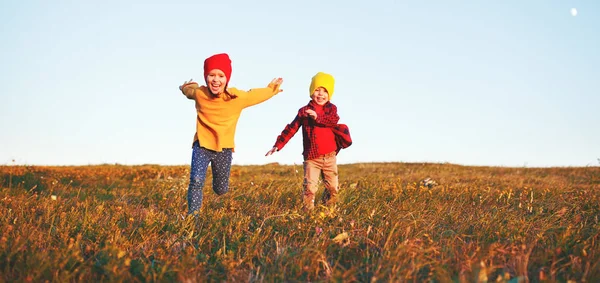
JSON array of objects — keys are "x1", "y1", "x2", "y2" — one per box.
[{"x1": 309, "y1": 72, "x2": 335, "y2": 99}]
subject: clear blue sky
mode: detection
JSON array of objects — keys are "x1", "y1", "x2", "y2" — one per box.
[{"x1": 1, "y1": 0, "x2": 598, "y2": 167}]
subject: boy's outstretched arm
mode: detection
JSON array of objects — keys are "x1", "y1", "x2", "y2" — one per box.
[
  {"x1": 265, "y1": 146, "x2": 278, "y2": 156},
  {"x1": 179, "y1": 79, "x2": 199, "y2": 100},
  {"x1": 234, "y1": 78, "x2": 284, "y2": 108},
  {"x1": 314, "y1": 104, "x2": 340, "y2": 127},
  {"x1": 267, "y1": 114, "x2": 301, "y2": 155}
]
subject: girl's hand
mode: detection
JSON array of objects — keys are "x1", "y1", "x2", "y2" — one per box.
[
  {"x1": 267, "y1": 78, "x2": 284, "y2": 94},
  {"x1": 179, "y1": 78, "x2": 197, "y2": 91},
  {"x1": 265, "y1": 146, "x2": 278, "y2": 156},
  {"x1": 305, "y1": 109, "x2": 317, "y2": 120}
]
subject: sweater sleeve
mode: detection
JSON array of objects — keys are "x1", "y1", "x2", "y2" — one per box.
[
  {"x1": 229, "y1": 87, "x2": 278, "y2": 108},
  {"x1": 315, "y1": 104, "x2": 340, "y2": 127},
  {"x1": 274, "y1": 114, "x2": 302, "y2": 151},
  {"x1": 181, "y1": 82, "x2": 199, "y2": 100}
]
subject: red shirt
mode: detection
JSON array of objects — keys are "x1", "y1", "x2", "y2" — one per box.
[
  {"x1": 274, "y1": 101, "x2": 346, "y2": 160},
  {"x1": 312, "y1": 104, "x2": 337, "y2": 155}
]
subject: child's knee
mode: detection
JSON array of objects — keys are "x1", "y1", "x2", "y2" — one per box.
[
  {"x1": 213, "y1": 177, "x2": 230, "y2": 195},
  {"x1": 213, "y1": 184, "x2": 229, "y2": 195},
  {"x1": 323, "y1": 179, "x2": 338, "y2": 192},
  {"x1": 302, "y1": 177, "x2": 319, "y2": 192},
  {"x1": 189, "y1": 176, "x2": 205, "y2": 190}
]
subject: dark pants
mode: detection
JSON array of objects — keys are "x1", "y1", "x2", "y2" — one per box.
[{"x1": 187, "y1": 141, "x2": 233, "y2": 215}]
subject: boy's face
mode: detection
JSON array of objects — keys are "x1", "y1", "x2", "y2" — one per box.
[
  {"x1": 206, "y1": 69, "x2": 227, "y2": 95},
  {"x1": 311, "y1": 87, "x2": 329, "y2": 106}
]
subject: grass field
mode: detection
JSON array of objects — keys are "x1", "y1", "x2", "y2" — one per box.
[{"x1": 1, "y1": 163, "x2": 599, "y2": 282}]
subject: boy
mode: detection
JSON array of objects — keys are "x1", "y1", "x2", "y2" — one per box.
[{"x1": 266, "y1": 72, "x2": 351, "y2": 211}]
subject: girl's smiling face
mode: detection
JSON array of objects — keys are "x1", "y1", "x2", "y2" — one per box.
[
  {"x1": 206, "y1": 69, "x2": 227, "y2": 95},
  {"x1": 311, "y1": 87, "x2": 329, "y2": 105}
]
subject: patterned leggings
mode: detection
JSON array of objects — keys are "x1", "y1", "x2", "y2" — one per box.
[{"x1": 187, "y1": 141, "x2": 233, "y2": 215}]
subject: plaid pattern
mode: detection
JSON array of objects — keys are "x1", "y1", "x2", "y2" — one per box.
[
  {"x1": 274, "y1": 101, "x2": 352, "y2": 160},
  {"x1": 332, "y1": 124, "x2": 352, "y2": 153}
]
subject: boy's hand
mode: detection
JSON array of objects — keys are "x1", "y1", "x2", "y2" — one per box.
[
  {"x1": 305, "y1": 109, "x2": 317, "y2": 120},
  {"x1": 265, "y1": 146, "x2": 278, "y2": 156},
  {"x1": 267, "y1": 78, "x2": 284, "y2": 94}
]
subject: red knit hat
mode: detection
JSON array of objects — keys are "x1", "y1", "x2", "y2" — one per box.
[{"x1": 203, "y1": 53, "x2": 232, "y2": 84}]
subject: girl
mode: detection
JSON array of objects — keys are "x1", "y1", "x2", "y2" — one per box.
[{"x1": 179, "y1": 53, "x2": 283, "y2": 215}]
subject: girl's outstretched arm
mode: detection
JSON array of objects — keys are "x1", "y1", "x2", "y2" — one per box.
[
  {"x1": 180, "y1": 79, "x2": 199, "y2": 100},
  {"x1": 232, "y1": 78, "x2": 284, "y2": 108}
]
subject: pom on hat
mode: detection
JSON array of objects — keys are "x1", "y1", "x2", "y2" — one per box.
[
  {"x1": 203, "y1": 53, "x2": 232, "y2": 84},
  {"x1": 309, "y1": 72, "x2": 335, "y2": 99}
]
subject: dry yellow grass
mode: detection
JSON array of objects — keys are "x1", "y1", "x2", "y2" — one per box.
[{"x1": 1, "y1": 163, "x2": 599, "y2": 282}]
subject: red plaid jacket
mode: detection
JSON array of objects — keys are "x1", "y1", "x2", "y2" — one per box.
[{"x1": 274, "y1": 101, "x2": 352, "y2": 160}]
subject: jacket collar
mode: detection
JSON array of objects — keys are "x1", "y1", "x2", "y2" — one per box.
[{"x1": 307, "y1": 100, "x2": 330, "y2": 109}]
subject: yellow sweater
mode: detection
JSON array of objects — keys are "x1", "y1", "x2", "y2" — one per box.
[{"x1": 182, "y1": 84, "x2": 279, "y2": 152}]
